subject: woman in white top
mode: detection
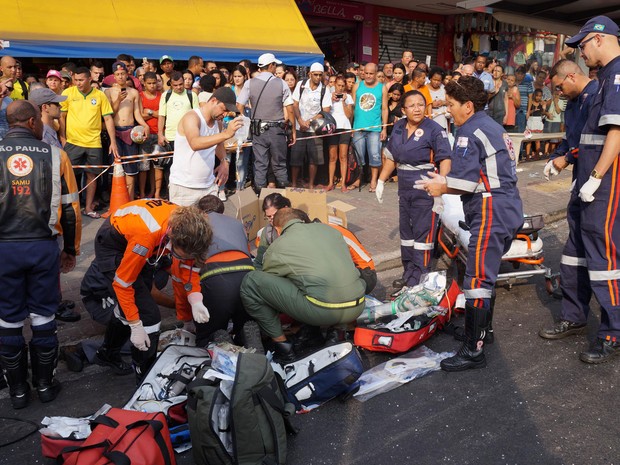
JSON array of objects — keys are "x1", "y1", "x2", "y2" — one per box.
[{"x1": 327, "y1": 75, "x2": 354, "y2": 192}]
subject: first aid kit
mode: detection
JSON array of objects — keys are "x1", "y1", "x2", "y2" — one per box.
[{"x1": 57, "y1": 408, "x2": 176, "y2": 465}]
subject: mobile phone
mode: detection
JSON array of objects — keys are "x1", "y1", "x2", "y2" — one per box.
[
  {"x1": 121, "y1": 88, "x2": 126, "y2": 92},
  {"x1": 335, "y1": 93, "x2": 344, "y2": 99}
]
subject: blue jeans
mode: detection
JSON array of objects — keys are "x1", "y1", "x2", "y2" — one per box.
[
  {"x1": 235, "y1": 146, "x2": 251, "y2": 190},
  {"x1": 516, "y1": 111, "x2": 527, "y2": 133},
  {"x1": 352, "y1": 131, "x2": 382, "y2": 167}
]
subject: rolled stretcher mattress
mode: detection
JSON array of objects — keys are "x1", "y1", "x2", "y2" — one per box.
[{"x1": 440, "y1": 194, "x2": 543, "y2": 259}]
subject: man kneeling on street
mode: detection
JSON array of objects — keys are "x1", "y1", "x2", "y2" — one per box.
[{"x1": 240, "y1": 207, "x2": 366, "y2": 363}]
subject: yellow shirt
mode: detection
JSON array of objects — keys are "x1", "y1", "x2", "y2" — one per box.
[
  {"x1": 159, "y1": 90, "x2": 199, "y2": 141},
  {"x1": 10, "y1": 80, "x2": 28, "y2": 100},
  {"x1": 60, "y1": 87, "x2": 113, "y2": 148}
]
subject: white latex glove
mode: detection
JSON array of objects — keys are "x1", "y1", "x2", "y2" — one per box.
[
  {"x1": 188, "y1": 292, "x2": 210, "y2": 324},
  {"x1": 432, "y1": 196, "x2": 444, "y2": 214},
  {"x1": 543, "y1": 160, "x2": 559, "y2": 181},
  {"x1": 129, "y1": 320, "x2": 150, "y2": 351},
  {"x1": 375, "y1": 179, "x2": 385, "y2": 204},
  {"x1": 579, "y1": 176, "x2": 602, "y2": 202}
]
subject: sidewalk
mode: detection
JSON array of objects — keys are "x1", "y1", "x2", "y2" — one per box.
[{"x1": 52, "y1": 158, "x2": 570, "y2": 346}]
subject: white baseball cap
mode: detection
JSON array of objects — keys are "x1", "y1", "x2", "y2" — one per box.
[
  {"x1": 257, "y1": 53, "x2": 282, "y2": 67},
  {"x1": 309, "y1": 63, "x2": 324, "y2": 73}
]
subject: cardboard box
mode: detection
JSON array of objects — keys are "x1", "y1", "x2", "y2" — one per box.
[
  {"x1": 228, "y1": 188, "x2": 260, "y2": 240},
  {"x1": 232, "y1": 187, "x2": 356, "y2": 240},
  {"x1": 327, "y1": 200, "x2": 356, "y2": 228}
]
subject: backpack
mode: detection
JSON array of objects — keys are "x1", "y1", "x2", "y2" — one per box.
[
  {"x1": 298, "y1": 79, "x2": 326, "y2": 108},
  {"x1": 345, "y1": 144, "x2": 361, "y2": 189},
  {"x1": 187, "y1": 352, "x2": 295, "y2": 465},
  {"x1": 165, "y1": 89, "x2": 194, "y2": 108},
  {"x1": 58, "y1": 408, "x2": 176, "y2": 465}
]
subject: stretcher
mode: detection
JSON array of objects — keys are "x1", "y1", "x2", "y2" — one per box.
[{"x1": 436, "y1": 194, "x2": 559, "y2": 293}]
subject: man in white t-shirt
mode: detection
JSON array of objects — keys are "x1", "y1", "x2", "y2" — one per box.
[
  {"x1": 168, "y1": 87, "x2": 243, "y2": 206},
  {"x1": 291, "y1": 63, "x2": 332, "y2": 188}
]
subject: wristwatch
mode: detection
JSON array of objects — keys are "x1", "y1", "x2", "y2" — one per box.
[
  {"x1": 147, "y1": 109, "x2": 154, "y2": 116},
  {"x1": 591, "y1": 169, "x2": 604, "y2": 179}
]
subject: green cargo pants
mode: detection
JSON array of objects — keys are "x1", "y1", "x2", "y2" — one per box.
[{"x1": 240, "y1": 270, "x2": 364, "y2": 338}]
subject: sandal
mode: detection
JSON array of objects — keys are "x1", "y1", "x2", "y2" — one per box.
[
  {"x1": 82, "y1": 210, "x2": 101, "y2": 219},
  {"x1": 347, "y1": 183, "x2": 359, "y2": 191}
]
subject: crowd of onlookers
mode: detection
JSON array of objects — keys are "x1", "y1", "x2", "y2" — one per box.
[{"x1": 0, "y1": 48, "x2": 573, "y2": 213}]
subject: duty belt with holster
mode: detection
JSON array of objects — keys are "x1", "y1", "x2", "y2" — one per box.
[{"x1": 250, "y1": 119, "x2": 289, "y2": 137}]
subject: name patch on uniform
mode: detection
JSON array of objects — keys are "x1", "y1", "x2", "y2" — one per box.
[
  {"x1": 503, "y1": 133, "x2": 516, "y2": 160},
  {"x1": 441, "y1": 130, "x2": 449, "y2": 139},
  {"x1": 614, "y1": 75, "x2": 620, "y2": 86},
  {"x1": 457, "y1": 137, "x2": 468, "y2": 148},
  {"x1": 7, "y1": 154, "x2": 34, "y2": 177}
]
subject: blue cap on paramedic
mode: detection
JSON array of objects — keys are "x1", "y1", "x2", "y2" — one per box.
[{"x1": 565, "y1": 16, "x2": 619, "y2": 47}]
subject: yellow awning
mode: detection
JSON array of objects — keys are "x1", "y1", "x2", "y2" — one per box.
[{"x1": 3, "y1": 0, "x2": 323, "y2": 65}]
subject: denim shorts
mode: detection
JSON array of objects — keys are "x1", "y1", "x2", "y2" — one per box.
[{"x1": 352, "y1": 130, "x2": 382, "y2": 167}]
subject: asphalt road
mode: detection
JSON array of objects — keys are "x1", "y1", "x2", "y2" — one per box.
[{"x1": 1, "y1": 218, "x2": 619, "y2": 465}]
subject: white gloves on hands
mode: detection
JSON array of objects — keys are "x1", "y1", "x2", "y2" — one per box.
[
  {"x1": 432, "y1": 196, "x2": 445, "y2": 214},
  {"x1": 129, "y1": 320, "x2": 150, "y2": 351},
  {"x1": 188, "y1": 292, "x2": 210, "y2": 324},
  {"x1": 375, "y1": 180, "x2": 385, "y2": 204},
  {"x1": 579, "y1": 176, "x2": 602, "y2": 203},
  {"x1": 543, "y1": 160, "x2": 559, "y2": 181}
]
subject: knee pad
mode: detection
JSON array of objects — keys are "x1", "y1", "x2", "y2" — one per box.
[
  {"x1": 30, "y1": 318, "x2": 58, "y2": 349},
  {"x1": 0, "y1": 324, "x2": 25, "y2": 356}
]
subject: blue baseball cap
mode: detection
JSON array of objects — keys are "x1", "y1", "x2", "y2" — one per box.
[{"x1": 565, "y1": 15, "x2": 619, "y2": 47}]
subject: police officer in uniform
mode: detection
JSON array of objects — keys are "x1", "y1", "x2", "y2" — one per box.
[
  {"x1": 376, "y1": 90, "x2": 451, "y2": 290},
  {"x1": 539, "y1": 60, "x2": 598, "y2": 341},
  {"x1": 0, "y1": 100, "x2": 81, "y2": 408},
  {"x1": 565, "y1": 16, "x2": 620, "y2": 363},
  {"x1": 236, "y1": 53, "x2": 295, "y2": 191},
  {"x1": 416, "y1": 77, "x2": 524, "y2": 371}
]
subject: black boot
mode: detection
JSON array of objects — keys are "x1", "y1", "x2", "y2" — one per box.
[
  {"x1": 95, "y1": 318, "x2": 132, "y2": 375},
  {"x1": 59, "y1": 343, "x2": 86, "y2": 372},
  {"x1": 273, "y1": 340, "x2": 296, "y2": 364},
  {"x1": 131, "y1": 332, "x2": 159, "y2": 385},
  {"x1": 241, "y1": 321, "x2": 265, "y2": 354},
  {"x1": 441, "y1": 303, "x2": 489, "y2": 372},
  {"x1": 452, "y1": 291, "x2": 495, "y2": 344},
  {"x1": 293, "y1": 325, "x2": 325, "y2": 352},
  {"x1": 0, "y1": 348, "x2": 31, "y2": 409},
  {"x1": 30, "y1": 343, "x2": 61, "y2": 403}
]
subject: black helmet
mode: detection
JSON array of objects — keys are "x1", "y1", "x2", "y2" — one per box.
[{"x1": 310, "y1": 111, "x2": 337, "y2": 136}]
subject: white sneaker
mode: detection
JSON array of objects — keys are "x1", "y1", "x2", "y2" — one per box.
[{"x1": 218, "y1": 190, "x2": 227, "y2": 201}]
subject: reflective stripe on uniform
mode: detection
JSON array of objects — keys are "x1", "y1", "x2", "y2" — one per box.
[
  {"x1": 0, "y1": 318, "x2": 25, "y2": 329},
  {"x1": 30, "y1": 313, "x2": 56, "y2": 326},
  {"x1": 397, "y1": 162, "x2": 434, "y2": 171},
  {"x1": 343, "y1": 236, "x2": 372, "y2": 263},
  {"x1": 171, "y1": 275, "x2": 182, "y2": 283},
  {"x1": 580, "y1": 134, "x2": 606, "y2": 145},
  {"x1": 143, "y1": 321, "x2": 161, "y2": 334},
  {"x1": 464, "y1": 288, "x2": 493, "y2": 299},
  {"x1": 61, "y1": 192, "x2": 79, "y2": 204},
  {"x1": 473, "y1": 128, "x2": 497, "y2": 158},
  {"x1": 384, "y1": 146, "x2": 394, "y2": 161},
  {"x1": 180, "y1": 263, "x2": 201, "y2": 273},
  {"x1": 114, "y1": 205, "x2": 162, "y2": 233},
  {"x1": 306, "y1": 295, "x2": 365, "y2": 309},
  {"x1": 401, "y1": 239, "x2": 415, "y2": 247},
  {"x1": 560, "y1": 254, "x2": 587, "y2": 267},
  {"x1": 114, "y1": 275, "x2": 134, "y2": 288},
  {"x1": 446, "y1": 176, "x2": 479, "y2": 192},
  {"x1": 200, "y1": 264, "x2": 255, "y2": 280},
  {"x1": 48, "y1": 145, "x2": 61, "y2": 236},
  {"x1": 413, "y1": 241, "x2": 434, "y2": 250},
  {"x1": 588, "y1": 269, "x2": 620, "y2": 281},
  {"x1": 599, "y1": 114, "x2": 620, "y2": 127}
]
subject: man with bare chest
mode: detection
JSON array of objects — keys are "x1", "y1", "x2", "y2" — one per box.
[{"x1": 104, "y1": 61, "x2": 150, "y2": 200}]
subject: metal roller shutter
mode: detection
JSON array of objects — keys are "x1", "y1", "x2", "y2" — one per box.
[{"x1": 378, "y1": 16, "x2": 438, "y2": 67}]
